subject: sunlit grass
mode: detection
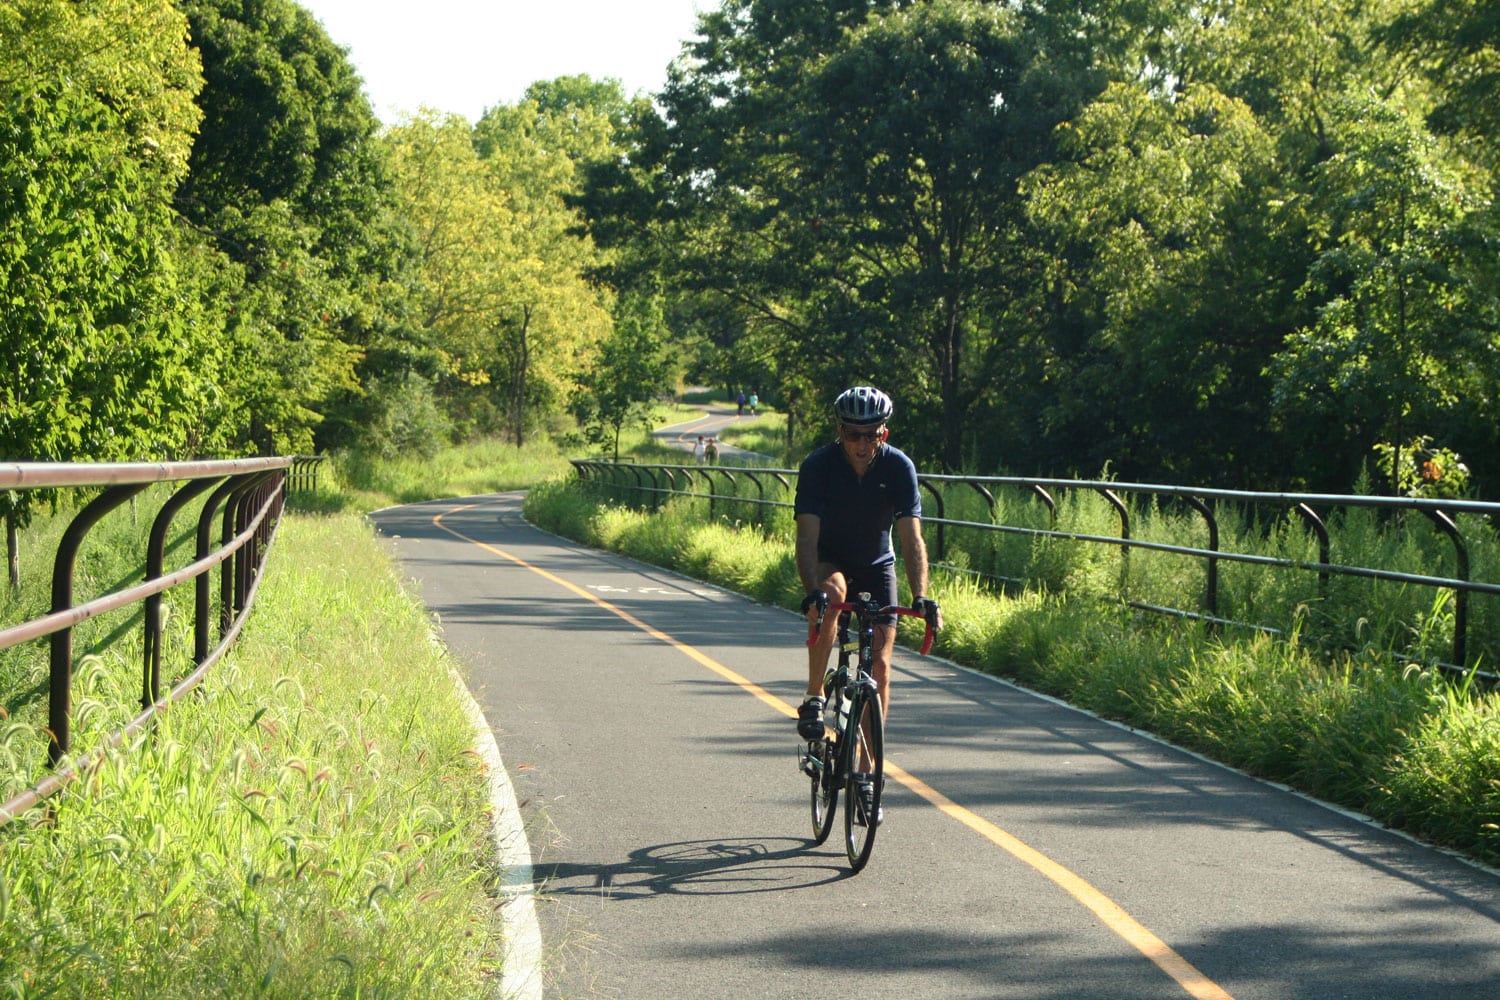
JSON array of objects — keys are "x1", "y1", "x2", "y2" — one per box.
[
  {"x1": 325, "y1": 436, "x2": 573, "y2": 512},
  {"x1": 716, "y1": 412, "x2": 788, "y2": 464},
  {"x1": 0, "y1": 514, "x2": 503, "y2": 998}
]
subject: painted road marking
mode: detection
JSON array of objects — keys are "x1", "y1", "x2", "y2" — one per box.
[
  {"x1": 586, "y1": 583, "x2": 727, "y2": 599},
  {"x1": 433, "y1": 502, "x2": 1235, "y2": 1000}
]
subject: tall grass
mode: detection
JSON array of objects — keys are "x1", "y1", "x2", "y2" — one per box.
[
  {"x1": 329, "y1": 437, "x2": 573, "y2": 511},
  {"x1": 0, "y1": 426, "x2": 702, "y2": 995},
  {"x1": 0, "y1": 485, "x2": 216, "y2": 787},
  {"x1": 911, "y1": 479, "x2": 1500, "y2": 672},
  {"x1": 526, "y1": 477, "x2": 1500, "y2": 868},
  {"x1": 716, "y1": 412, "x2": 788, "y2": 463},
  {"x1": 0, "y1": 514, "x2": 504, "y2": 998}
]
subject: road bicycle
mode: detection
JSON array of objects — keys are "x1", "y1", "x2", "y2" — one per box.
[{"x1": 799, "y1": 593, "x2": 936, "y2": 872}]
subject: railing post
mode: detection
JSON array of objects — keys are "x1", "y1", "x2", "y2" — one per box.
[
  {"x1": 626, "y1": 464, "x2": 645, "y2": 507},
  {"x1": 1294, "y1": 503, "x2": 1330, "y2": 599},
  {"x1": 145, "y1": 477, "x2": 222, "y2": 708},
  {"x1": 645, "y1": 466, "x2": 661, "y2": 511},
  {"x1": 1181, "y1": 495, "x2": 1219, "y2": 624},
  {"x1": 920, "y1": 479, "x2": 946, "y2": 561},
  {"x1": 1030, "y1": 484, "x2": 1057, "y2": 527},
  {"x1": 1422, "y1": 508, "x2": 1470, "y2": 668},
  {"x1": 196, "y1": 477, "x2": 242, "y2": 664},
  {"x1": 967, "y1": 481, "x2": 996, "y2": 516},
  {"x1": 1099, "y1": 488, "x2": 1130, "y2": 600},
  {"x1": 223, "y1": 472, "x2": 278, "y2": 636},
  {"x1": 48, "y1": 483, "x2": 150, "y2": 766}
]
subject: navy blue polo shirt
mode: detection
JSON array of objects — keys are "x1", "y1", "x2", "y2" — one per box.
[{"x1": 794, "y1": 441, "x2": 922, "y2": 568}]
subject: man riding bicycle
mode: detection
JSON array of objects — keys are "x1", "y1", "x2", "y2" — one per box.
[{"x1": 794, "y1": 386, "x2": 943, "y2": 751}]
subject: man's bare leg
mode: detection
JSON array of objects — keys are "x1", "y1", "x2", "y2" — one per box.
[{"x1": 805, "y1": 568, "x2": 846, "y2": 697}]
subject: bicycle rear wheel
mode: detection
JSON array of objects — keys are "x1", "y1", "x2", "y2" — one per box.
[
  {"x1": 843, "y1": 688, "x2": 884, "y2": 872},
  {"x1": 809, "y1": 733, "x2": 838, "y2": 844}
]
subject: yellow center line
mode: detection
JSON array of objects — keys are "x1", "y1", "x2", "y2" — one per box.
[{"x1": 433, "y1": 504, "x2": 1234, "y2": 1000}]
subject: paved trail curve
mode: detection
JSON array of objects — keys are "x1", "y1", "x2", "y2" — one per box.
[{"x1": 372, "y1": 493, "x2": 1500, "y2": 1000}]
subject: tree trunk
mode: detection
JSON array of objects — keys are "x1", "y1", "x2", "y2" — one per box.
[
  {"x1": 513, "y1": 306, "x2": 532, "y2": 448},
  {"x1": 939, "y1": 287, "x2": 965, "y2": 472}
]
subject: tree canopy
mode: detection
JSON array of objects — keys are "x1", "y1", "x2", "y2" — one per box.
[
  {"x1": 3, "y1": 0, "x2": 1498, "y2": 500},
  {"x1": 583, "y1": 0, "x2": 1500, "y2": 493}
]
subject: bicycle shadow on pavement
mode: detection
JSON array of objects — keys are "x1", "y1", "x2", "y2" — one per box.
[{"x1": 531, "y1": 837, "x2": 859, "y2": 898}]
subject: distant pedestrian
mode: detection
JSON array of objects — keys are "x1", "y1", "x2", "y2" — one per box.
[
  {"x1": 706, "y1": 437, "x2": 720, "y2": 465},
  {"x1": 694, "y1": 435, "x2": 707, "y2": 464},
  {"x1": 749, "y1": 392, "x2": 759, "y2": 416},
  {"x1": 736, "y1": 391, "x2": 746, "y2": 415}
]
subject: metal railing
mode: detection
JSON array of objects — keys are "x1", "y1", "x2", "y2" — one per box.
[
  {"x1": 0, "y1": 458, "x2": 291, "y2": 826},
  {"x1": 570, "y1": 460, "x2": 1500, "y2": 680},
  {"x1": 289, "y1": 454, "x2": 326, "y2": 493}
]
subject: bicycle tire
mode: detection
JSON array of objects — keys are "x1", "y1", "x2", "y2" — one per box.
[
  {"x1": 843, "y1": 686, "x2": 884, "y2": 872},
  {"x1": 810, "y1": 670, "x2": 843, "y2": 844},
  {"x1": 809, "y1": 732, "x2": 838, "y2": 844}
]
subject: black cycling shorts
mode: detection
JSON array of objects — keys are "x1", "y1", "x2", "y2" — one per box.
[{"x1": 837, "y1": 562, "x2": 898, "y2": 627}]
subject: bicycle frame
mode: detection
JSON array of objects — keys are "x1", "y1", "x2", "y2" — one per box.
[{"x1": 801, "y1": 592, "x2": 936, "y2": 871}]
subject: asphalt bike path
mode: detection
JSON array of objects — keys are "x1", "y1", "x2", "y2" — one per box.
[
  {"x1": 653, "y1": 403, "x2": 764, "y2": 463},
  {"x1": 370, "y1": 493, "x2": 1500, "y2": 1000}
]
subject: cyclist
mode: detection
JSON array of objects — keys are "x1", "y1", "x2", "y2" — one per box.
[{"x1": 794, "y1": 386, "x2": 942, "y2": 817}]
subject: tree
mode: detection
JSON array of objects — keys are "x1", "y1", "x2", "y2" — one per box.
[
  {"x1": 383, "y1": 110, "x2": 516, "y2": 444},
  {"x1": 616, "y1": 0, "x2": 1057, "y2": 469},
  {"x1": 387, "y1": 99, "x2": 613, "y2": 450},
  {"x1": 0, "y1": 0, "x2": 213, "y2": 579},
  {"x1": 176, "y1": 0, "x2": 409, "y2": 454},
  {"x1": 473, "y1": 95, "x2": 615, "y2": 446},
  {"x1": 572, "y1": 287, "x2": 676, "y2": 460},
  {"x1": 1380, "y1": 0, "x2": 1500, "y2": 162},
  {"x1": 1266, "y1": 94, "x2": 1498, "y2": 492},
  {"x1": 1019, "y1": 82, "x2": 1285, "y2": 481}
]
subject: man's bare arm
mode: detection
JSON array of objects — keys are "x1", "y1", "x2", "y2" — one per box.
[
  {"x1": 896, "y1": 516, "x2": 929, "y2": 600},
  {"x1": 795, "y1": 513, "x2": 823, "y2": 594}
]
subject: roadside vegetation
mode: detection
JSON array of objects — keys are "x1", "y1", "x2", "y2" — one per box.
[
  {"x1": 0, "y1": 441, "x2": 610, "y2": 997},
  {"x1": 524, "y1": 473, "x2": 1500, "y2": 870}
]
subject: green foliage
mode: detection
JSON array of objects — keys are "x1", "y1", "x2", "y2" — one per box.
[
  {"x1": 1373, "y1": 435, "x2": 1472, "y2": 498},
  {"x1": 1267, "y1": 93, "x2": 1497, "y2": 483},
  {"x1": 176, "y1": 0, "x2": 408, "y2": 455},
  {"x1": 332, "y1": 436, "x2": 573, "y2": 511},
  {"x1": 579, "y1": 0, "x2": 1500, "y2": 497},
  {"x1": 0, "y1": 0, "x2": 218, "y2": 509},
  {"x1": 571, "y1": 286, "x2": 677, "y2": 459},
  {"x1": 1381, "y1": 0, "x2": 1500, "y2": 162},
  {"x1": 356, "y1": 371, "x2": 454, "y2": 461}
]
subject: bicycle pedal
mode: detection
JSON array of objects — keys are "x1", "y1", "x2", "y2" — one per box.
[{"x1": 797, "y1": 749, "x2": 822, "y2": 778}]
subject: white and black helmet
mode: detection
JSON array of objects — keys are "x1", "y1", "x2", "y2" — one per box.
[{"x1": 833, "y1": 386, "x2": 894, "y2": 427}]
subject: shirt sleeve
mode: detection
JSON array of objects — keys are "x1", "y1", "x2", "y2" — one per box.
[
  {"x1": 892, "y1": 452, "x2": 922, "y2": 520},
  {"x1": 794, "y1": 451, "x2": 825, "y2": 518}
]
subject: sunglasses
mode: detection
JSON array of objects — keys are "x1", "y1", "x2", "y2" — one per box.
[{"x1": 841, "y1": 427, "x2": 885, "y2": 442}]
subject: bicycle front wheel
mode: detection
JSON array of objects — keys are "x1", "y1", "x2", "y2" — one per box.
[{"x1": 843, "y1": 689, "x2": 884, "y2": 872}]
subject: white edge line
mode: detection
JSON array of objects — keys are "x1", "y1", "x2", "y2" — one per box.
[{"x1": 452, "y1": 664, "x2": 543, "y2": 1000}]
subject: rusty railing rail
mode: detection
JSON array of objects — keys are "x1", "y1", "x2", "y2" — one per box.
[
  {"x1": 0, "y1": 458, "x2": 291, "y2": 826},
  {"x1": 569, "y1": 460, "x2": 1500, "y2": 682}
]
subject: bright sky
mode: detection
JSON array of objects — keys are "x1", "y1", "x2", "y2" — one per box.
[{"x1": 295, "y1": 0, "x2": 720, "y2": 123}]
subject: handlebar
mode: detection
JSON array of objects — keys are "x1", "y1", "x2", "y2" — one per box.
[{"x1": 805, "y1": 601, "x2": 937, "y2": 656}]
